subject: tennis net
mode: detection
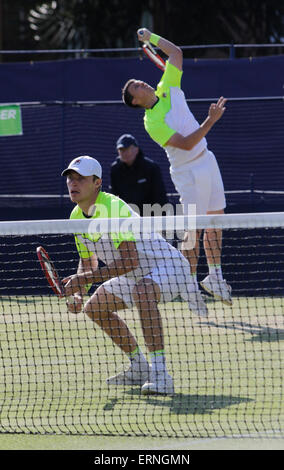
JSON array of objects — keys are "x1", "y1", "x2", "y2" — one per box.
[{"x1": 0, "y1": 212, "x2": 283, "y2": 438}]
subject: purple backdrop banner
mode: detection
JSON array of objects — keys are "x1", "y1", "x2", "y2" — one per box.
[{"x1": 0, "y1": 55, "x2": 283, "y2": 102}]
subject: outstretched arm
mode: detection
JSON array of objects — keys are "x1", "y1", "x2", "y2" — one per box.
[
  {"x1": 166, "y1": 97, "x2": 227, "y2": 151},
  {"x1": 137, "y1": 28, "x2": 183, "y2": 71}
]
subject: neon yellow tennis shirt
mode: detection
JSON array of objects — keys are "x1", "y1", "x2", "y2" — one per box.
[
  {"x1": 70, "y1": 190, "x2": 182, "y2": 281},
  {"x1": 70, "y1": 191, "x2": 136, "y2": 260},
  {"x1": 144, "y1": 61, "x2": 181, "y2": 147},
  {"x1": 144, "y1": 61, "x2": 207, "y2": 169}
]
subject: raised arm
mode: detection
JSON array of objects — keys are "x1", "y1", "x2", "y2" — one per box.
[
  {"x1": 137, "y1": 28, "x2": 183, "y2": 71},
  {"x1": 166, "y1": 97, "x2": 227, "y2": 151}
]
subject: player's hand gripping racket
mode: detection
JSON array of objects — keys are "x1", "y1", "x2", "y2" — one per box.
[
  {"x1": 37, "y1": 246, "x2": 64, "y2": 298},
  {"x1": 138, "y1": 29, "x2": 165, "y2": 71}
]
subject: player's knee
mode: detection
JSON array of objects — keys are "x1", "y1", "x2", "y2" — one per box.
[
  {"x1": 132, "y1": 279, "x2": 160, "y2": 305},
  {"x1": 83, "y1": 300, "x2": 96, "y2": 320},
  {"x1": 132, "y1": 280, "x2": 148, "y2": 301},
  {"x1": 83, "y1": 298, "x2": 106, "y2": 322}
]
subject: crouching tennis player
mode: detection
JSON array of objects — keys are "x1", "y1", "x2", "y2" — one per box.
[{"x1": 61, "y1": 155, "x2": 209, "y2": 396}]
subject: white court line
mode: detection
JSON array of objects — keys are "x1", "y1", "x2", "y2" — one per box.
[{"x1": 151, "y1": 430, "x2": 283, "y2": 450}]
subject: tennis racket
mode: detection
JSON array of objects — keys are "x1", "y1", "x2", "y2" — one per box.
[
  {"x1": 138, "y1": 30, "x2": 165, "y2": 71},
  {"x1": 142, "y1": 42, "x2": 165, "y2": 71},
  {"x1": 37, "y1": 246, "x2": 64, "y2": 298}
]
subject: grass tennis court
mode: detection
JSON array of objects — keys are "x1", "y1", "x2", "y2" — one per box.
[{"x1": 0, "y1": 294, "x2": 283, "y2": 449}]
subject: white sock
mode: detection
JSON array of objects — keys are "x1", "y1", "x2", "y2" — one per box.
[
  {"x1": 209, "y1": 265, "x2": 223, "y2": 280},
  {"x1": 128, "y1": 347, "x2": 148, "y2": 370},
  {"x1": 150, "y1": 350, "x2": 167, "y2": 373}
]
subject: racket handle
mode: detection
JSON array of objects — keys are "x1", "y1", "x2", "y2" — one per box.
[{"x1": 144, "y1": 41, "x2": 156, "y2": 54}]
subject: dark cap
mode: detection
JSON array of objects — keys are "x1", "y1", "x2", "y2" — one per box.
[{"x1": 116, "y1": 134, "x2": 138, "y2": 149}]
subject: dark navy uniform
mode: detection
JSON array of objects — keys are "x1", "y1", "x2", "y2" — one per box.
[{"x1": 110, "y1": 150, "x2": 168, "y2": 215}]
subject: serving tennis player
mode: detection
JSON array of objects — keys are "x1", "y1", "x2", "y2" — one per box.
[
  {"x1": 61, "y1": 155, "x2": 209, "y2": 396},
  {"x1": 122, "y1": 28, "x2": 232, "y2": 306}
]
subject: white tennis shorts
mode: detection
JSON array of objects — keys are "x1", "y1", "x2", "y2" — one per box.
[
  {"x1": 102, "y1": 258, "x2": 192, "y2": 308},
  {"x1": 170, "y1": 149, "x2": 226, "y2": 215}
]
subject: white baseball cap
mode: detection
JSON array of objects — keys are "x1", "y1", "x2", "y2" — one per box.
[{"x1": 61, "y1": 156, "x2": 102, "y2": 178}]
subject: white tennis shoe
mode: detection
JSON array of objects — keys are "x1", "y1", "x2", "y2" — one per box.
[
  {"x1": 141, "y1": 370, "x2": 175, "y2": 396},
  {"x1": 200, "y1": 275, "x2": 233, "y2": 306},
  {"x1": 106, "y1": 363, "x2": 151, "y2": 386}
]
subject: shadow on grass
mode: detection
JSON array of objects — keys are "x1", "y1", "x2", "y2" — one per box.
[
  {"x1": 103, "y1": 398, "x2": 120, "y2": 411},
  {"x1": 107, "y1": 390, "x2": 253, "y2": 416},
  {"x1": 199, "y1": 320, "x2": 284, "y2": 342}
]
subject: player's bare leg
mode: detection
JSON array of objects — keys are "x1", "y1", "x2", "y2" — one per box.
[
  {"x1": 200, "y1": 209, "x2": 232, "y2": 305},
  {"x1": 181, "y1": 230, "x2": 209, "y2": 317},
  {"x1": 132, "y1": 278, "x2": 174, "y2": 395},
  {"x1": 84, "y1": 286, "x2": 151, "y2": 386},
  {"x1": 132, "y1": 278, "x2": 163, "y2": 352},
  {"x1": 181, "y1": 229, "x2": 201, "y2": 280}
]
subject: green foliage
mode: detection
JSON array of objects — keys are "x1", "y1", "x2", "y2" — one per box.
[{"x1": 25, "y1": 0, "x2": 284, "y2": 51}]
